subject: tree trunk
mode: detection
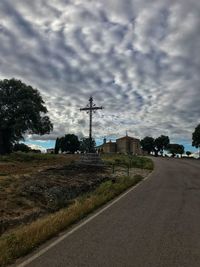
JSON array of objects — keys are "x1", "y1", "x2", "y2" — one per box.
[
  {"x1": 154, "y1": 149, "x2": 158, "y2": 157},
  {"x1": 0, "y1": 130, "x2": 5, "y2": 155},
  {"x1": 0, "y1": 129, "x2": 12, "y2": 155}
]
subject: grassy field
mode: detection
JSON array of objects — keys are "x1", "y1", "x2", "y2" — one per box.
[
  {"x1": 0, "y1": 153, "x2": 153, "y2": 266},
  {"x1": 102, "y1": 153, "x2": 154, "y2": 170}
]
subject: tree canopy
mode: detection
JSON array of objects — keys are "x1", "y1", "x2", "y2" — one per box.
[
  {"x1": 13, "y1": 143, "x2": 31, "y2": 153},
  {"x1": 192, "y1": 124, "x2": 200, "y2": 148},
  {"x1": 186, "y1": 151, "x2": 191, "y2": 157},
  {"x1": 54, "y1": 136, "x2": 96, "y2": 154},
  {"x1": 140, "y1": 136, "x2": 155, "y2": 154},
  {"x1": 167, "y1": 144, "x2": 184, "y2": 157},
  {"x1": 79, "y1": 137, "x2": 96, "y2": 153},
  {"x1": 154, "y1": 135, "x2": 170, "y2": 156},
  {"x1": 0, "y1": 79, "x2": 53, "y2": 154},
  {"x1": 55, "y1": 134, "x2": 80, "y2": 153},
  {"x1": 54, "y1": 138, "x2": 60, "y2": 154}
]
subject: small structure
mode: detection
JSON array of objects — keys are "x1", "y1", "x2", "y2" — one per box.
[
  {"x1": 96, "y1": 135, "x2": 143, "y2": 155},
  {"x1": 46, "y1": 148, "x2": 55, "y2": 154}
]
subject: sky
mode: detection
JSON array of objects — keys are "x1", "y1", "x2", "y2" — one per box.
[{"x1": 0, "y1": 0, "x2": 199, "y2": 152}]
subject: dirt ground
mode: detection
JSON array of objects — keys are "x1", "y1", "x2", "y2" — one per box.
[
  {"x1": 0, "y1": 154, "x2": 77, "y2": 176},
  {"x1": 0, "y1": 154, "x2": 150, "y2": 236},
  {"x1": 0, "y1": 155, "x2": 112, "y2": 235}
]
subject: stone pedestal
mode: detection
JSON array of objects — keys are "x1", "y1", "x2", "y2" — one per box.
[{"x1": 78, "y1": 153, "x2": 104, "y2": 166}]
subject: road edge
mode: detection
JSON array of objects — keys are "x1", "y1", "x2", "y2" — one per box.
[{"x1": 15, "y1": 170, "x2": 154, "y2": 267}]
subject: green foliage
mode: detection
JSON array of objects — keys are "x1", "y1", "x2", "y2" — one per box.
[
  {"x1": 79, "y1": 137, "x2": 96, "y2": 153},
  {"x1": 141, "y1": 135, "x2": 169, "y2": 156},
  {"x1": 186, "y1": 151, "x2": 191, "y2": 157},
  {"x1": 192, "y1": 124, "x2": 200, "y2": 148},
  {"x1": 154, "y1": 135, "x2": 170, "y2": 156},
  {"x1": 13, "y1": 143, "x2": 31, "y2": 153},
  {"x1": 57, "y1": 134, "x2": 80, "y2": 153},
  {"x1": 102, "y1": 154, "x2": 154, "y2": 170},
  {"x1": 95, "y1": 175, "x2": 143, "y2": 198},
  {"x1": 0, "y1": 79, "x2": 53, "y2": 155},
  {"x1": 131, "y1": 156, "x2": 154, "y2": 170},
  {"x1": 140, "y1": 136, "x2": 155, "y2": 154},
  {"x1": 54, "y1": 138, "x2": 60, "y2": 154},
  {"x1": 167, "y1": 144, "x2": 184, "y2": 157},
  {"x1": 54, "y1": 136, "x2": 96, "y2": 154}
]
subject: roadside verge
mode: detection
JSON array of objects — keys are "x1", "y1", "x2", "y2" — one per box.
[{"x1": 0, "y1": 171, "x2": 153, "y2": 267}]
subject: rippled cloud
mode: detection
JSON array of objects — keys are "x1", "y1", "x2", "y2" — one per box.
[{"x1": 0, "y1": 0, "x2": 199, "y2": 145}]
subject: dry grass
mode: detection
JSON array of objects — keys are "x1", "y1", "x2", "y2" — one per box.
[
  {"x1": 0, "y1": 153, "x2": 79, "y2": 176},
  {"x1": 0, "y1": 174, "x2": 144, "y2": 267}
]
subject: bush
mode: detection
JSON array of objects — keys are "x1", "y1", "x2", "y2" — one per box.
[{"x1": 13, "y1": 143, "x2": 31, "y2": 153}]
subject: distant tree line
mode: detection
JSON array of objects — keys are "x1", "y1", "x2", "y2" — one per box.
[
  {"x1": 140, "y1": 123, "x2": 200, "y2": 157},
  {"x1": 54, "y1": 134, "x2": 96, "y2": 154},
  {"x1": 140, "y1": 135, "x2": 185, "y2": 157},
  {"x1": 13, "y1": 143, "x2": 41, "y2": 153}
]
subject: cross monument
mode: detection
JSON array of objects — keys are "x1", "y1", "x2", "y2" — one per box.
[{"x1": 80, "y1": 96, "x2": 103, "y2": 152}]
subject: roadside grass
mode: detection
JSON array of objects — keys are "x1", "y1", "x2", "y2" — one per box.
[
  {"x1": 102, "y1": 154, "x2": 154, "y2": 170},
  {"x1": 0, "y1": 174, "x2": 145, "y2": 267}
]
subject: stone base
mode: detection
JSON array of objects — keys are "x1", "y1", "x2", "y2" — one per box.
[{"x1": 78, "y1": 153, "x2": 104, "y2": 166}]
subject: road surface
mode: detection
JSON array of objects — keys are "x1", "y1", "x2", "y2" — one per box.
[{"x1": 17, "y1": 158, "x2": 200, "y2": 267}]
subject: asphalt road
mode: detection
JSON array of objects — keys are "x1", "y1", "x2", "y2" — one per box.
[{"x1": 17, "y1": 158, "x2": 200, "y2": 267}]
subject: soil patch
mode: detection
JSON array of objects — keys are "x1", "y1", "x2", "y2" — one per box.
[{"x1": 0, "y1": 164, "x2": 110, "y2": 235}]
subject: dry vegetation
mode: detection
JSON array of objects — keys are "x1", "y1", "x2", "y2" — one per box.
[
  {"x1": 0, "y1": 152, "x2": 153, "y2": 266},
  {"x1": 0, "y1": 153, "x2": 111, "y2": 235}
]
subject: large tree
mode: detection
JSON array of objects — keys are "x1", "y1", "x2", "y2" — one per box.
[
  {"x1": 140, "y1": 136, "x2": 155, "y2": 154},
  {"x1": 192, "y1": 124, "x2": 200, "y2": 157},
  {"x1": 54, "y1": 137, "x2": 60, "y2": 154},
  {"x1": 79, "y1": 137, "x2": 96, "y2": 153},
  {"x1": 154, "y1": 135, "x2": 170, "y2": 156},
  {"x1": 0, "y1": 79, "x2": 53, "y2": 154},
  {"x1": 167, "y1": 144, "x2": 184, "y2": 157},
  {"x1": 13, "y1": 143, "x2": 31, "y2": 152},
  {"x1": 186, "y1": 151, "x2": 191, "y2": 157},
  {"x1": 59, "y1": 134, "x2": 80, "y2": 153}
]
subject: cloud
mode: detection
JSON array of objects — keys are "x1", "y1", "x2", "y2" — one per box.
[{"x1": 0, "y1": 0, "x2": 199, "y2": 145}]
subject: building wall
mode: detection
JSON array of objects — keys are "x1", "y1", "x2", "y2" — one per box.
[
  {"x1": 131, "y1": 140, "x2": 142, "y2": 155},
  {"x1": 103, "y1": 142, "x2": 116, "y2": 153},
  {"x1": 97, "y1": 136, "x2": 143, "y2": 155},
  {"x1": 117, "y1": 137, "x2": 142, "y2": 155},
  {"x1": 116, "y1": 138, "x2": 130, "y2": 153},
  {"x1": 130, "y1": 141, "x2": 134, "y2": 153}
]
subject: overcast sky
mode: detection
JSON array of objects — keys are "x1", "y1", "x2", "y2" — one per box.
[{"x1": 0, "y1": 0, "x2": 199, "y2": 150}]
